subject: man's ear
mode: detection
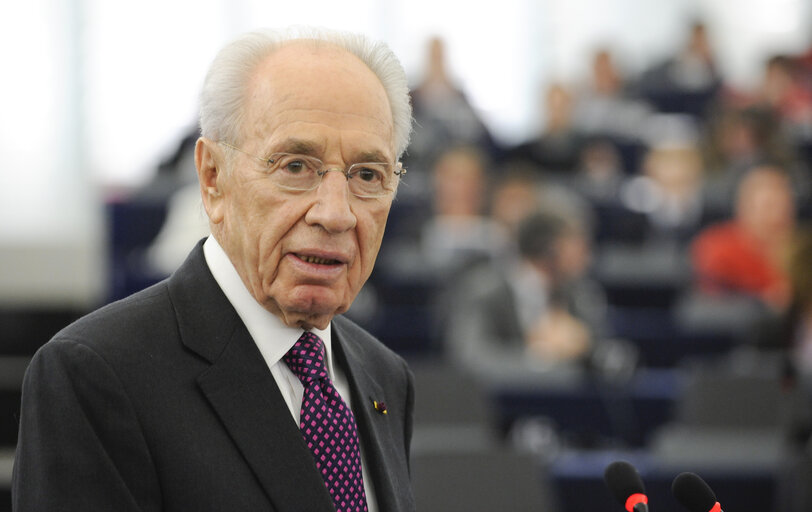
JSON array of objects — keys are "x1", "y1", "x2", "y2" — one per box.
[{"x1": 195, "y1": 137, "x2": 225, "y2": 225}]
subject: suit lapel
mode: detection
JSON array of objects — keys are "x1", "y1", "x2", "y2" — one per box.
[
  {"x1": 196, "y1": 326, "x2": 335, "y2": 512},
  {"x1": 168, "y1": 243, "x2": 334, "y2": 512},
  {"x1": 332, "y1": 320, "x2": 405, "y2": 512}
]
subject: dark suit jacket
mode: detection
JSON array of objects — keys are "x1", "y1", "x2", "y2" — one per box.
[{"x1": 12, "y1": 242, "x2": 415, "y2": 511}]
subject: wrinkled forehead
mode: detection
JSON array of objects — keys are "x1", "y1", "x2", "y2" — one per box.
[{"x1": 239, "y1": 42, "x2": 395, "y2": 153}]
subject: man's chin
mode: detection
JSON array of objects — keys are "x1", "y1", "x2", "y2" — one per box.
[
  {"x1": 282, "y1": 309, "x2": 341, "y2": 331},
  {"x1": 277, "y1": 290, "x2": 349, "y2": 329}
]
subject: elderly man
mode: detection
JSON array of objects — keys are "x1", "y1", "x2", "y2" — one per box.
[{"x1": 13, "y1": 28, "x2": 415, "y2": 512}]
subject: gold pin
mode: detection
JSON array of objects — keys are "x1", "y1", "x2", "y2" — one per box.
[{"x1": 372, "y1": 399, "x2": 388, "y2": 415}]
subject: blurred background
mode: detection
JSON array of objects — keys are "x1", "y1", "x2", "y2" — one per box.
[{"x1": 2, "y1": 0, "x2": 812, "y2": 510}]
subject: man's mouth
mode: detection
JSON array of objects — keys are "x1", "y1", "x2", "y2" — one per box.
[{"x1": 298, "y1": 254, "x2": 341, "y2": 265}]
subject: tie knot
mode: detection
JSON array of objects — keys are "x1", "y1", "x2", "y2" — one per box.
[{"x1": 284, "y1": 331, "x2": 329, "y2": 383}]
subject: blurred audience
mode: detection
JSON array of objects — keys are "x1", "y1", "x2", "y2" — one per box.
[
  {"x1": 635, "y1": 20, "x2": 722, "y2": 119},
  {"x1": 505, "y1": 82, "x2": 584, "y2": 176},
  {"x1": 443, "y1": 207, "x2": 606, "y2": 375},
  {"x1": 573, "y1": 48, "x2": 654, "y2": 141},
  {"x1": 406, "y1": 36, "x2": 497, "y2": 194},
  {"x1": 488, "y1": 166, "x2": 543, "y2": 241},
  {"x1": 571, "y1": 137, "x2": 626, "y2": 206},
  {"x1": 701, "y1": 105, "x2": 794, "y2": 214},
  {"x1": 691, "y1": 164, "x2": 796, "y2": 310},
  {"x1": 419, "y1": 145, "x2": 507, "y2": 275},
  {"x1": 760, "y1": 55, "x2": 812, "y2": 132},
  {"x1": 634, "y1": 124, "x2": 706, "y2": 244},
  {"x1": 726, "y1": 54, "x2": 812, "y2": 138}
]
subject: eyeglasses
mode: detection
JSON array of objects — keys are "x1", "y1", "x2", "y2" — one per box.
[{"x1": 219, "y1": 141, "x2": 405, "y2": 198}]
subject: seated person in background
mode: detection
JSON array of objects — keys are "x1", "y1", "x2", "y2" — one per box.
[
  {"x1": 701, "y1": 105, "x2": 797, "y2": 216},
  {"x1": 488, "y1": 166, "x2": 543, "y2": 241},
  {"x1": 605, "y1": 116, "x2": 707, "y2": 248},
  {"x1": 759, "y1": 55, "x2": 812, "y2": 132},
  {"x1": 634, "y1": 20, "x2": 722, "y2": 120},
  {"x1": 691, "y1": 163, "x2": 796, "y2": 310},
  {"x1": 505, "y1": 82, "x2": 584, "y2": 176},
  {"x1": 749, "y1": 226, "x2": 812, "y2": 380},
  {"x1": 420, "y1": 145, "x2": 507, "y2": 274},
  {"x1": 572, "y1": 48, "x2": 654, "y2": 142},
  {"x1": 443, "y1": 208, "x2": 606, "y2": 375},
  {"x1": 636, "y1": 131, "x2": 706, "y2": 244},
  {"x1": 727, "y1": 54, "x2": 812, "y2": 137},
  {"x1": 570, "y1": 137, "x2": 626, "y2": 205}
]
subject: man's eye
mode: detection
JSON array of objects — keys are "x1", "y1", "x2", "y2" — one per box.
[
  {"x1": 283, "y1": 160, "x2": 307, "y2": 174},
  {"x1": 356, "y1": 168, "x2": 381, "y2": 182}
]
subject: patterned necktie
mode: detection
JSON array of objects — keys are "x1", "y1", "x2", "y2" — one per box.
[{"x1": 283, "y1": 331, "x2": 369, "y2": 512}]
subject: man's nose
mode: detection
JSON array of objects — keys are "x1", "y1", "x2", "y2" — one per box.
[{"x1": 305, "y1": 170, "x2": 357, "y2": 233}]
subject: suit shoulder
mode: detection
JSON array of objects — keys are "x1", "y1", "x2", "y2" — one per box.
[{"x1": 48, "y1": 280, "x2": 175, "y2": 354}]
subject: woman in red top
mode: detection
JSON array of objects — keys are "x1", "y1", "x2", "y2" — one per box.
[{"x1": 692, "y1": 164, "x2": 795, "y2": 309}]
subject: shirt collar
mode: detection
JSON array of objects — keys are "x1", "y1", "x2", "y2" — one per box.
[{"x1": 202, "y1": 236, "x2": 335, "y2": 377}]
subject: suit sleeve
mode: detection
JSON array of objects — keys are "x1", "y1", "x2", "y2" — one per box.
[{"x1": 13, "y1": 338, "x2": 162, "y2": 511}]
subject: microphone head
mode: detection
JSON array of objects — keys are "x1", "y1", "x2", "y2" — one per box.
[
  {"x1": 672, "y1": 472, "x2": 717, "y2": 512},
  {"x1": 604, "y1": 460, "x2": 646, "y2": 505}
]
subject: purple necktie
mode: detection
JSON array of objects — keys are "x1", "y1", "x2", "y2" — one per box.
[{"x1": 283, "y1": 332, "x2": 369, "y2": 512}]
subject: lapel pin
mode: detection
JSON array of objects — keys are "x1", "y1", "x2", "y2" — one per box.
[{"x1": 372, "y1": 398, "x2": 388, "y2": 415}]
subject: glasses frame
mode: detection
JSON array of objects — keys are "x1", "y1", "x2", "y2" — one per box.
[{"x1": 219, "y1": 141, "x2": 405, "y2": 198}]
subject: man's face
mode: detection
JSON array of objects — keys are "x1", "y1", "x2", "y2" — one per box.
[{"x1": 198, "y1": 42, "x2": 396, "y2": 330}]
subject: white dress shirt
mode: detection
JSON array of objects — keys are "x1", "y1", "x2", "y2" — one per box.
[{"x1": 203, "y1": 236, "x2": 378, "y2": 510}]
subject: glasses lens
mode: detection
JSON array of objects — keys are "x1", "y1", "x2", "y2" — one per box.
[
  {"x1": 270, "y1": 154, "x2": 321, "y2": 190},
  {"x1": 348, "y1": 163, "x2": 391, "y2": 197}
]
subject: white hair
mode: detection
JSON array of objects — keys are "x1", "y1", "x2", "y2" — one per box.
[{"x1": 199, "y1": 27, "x2": 413, "y2": 159}]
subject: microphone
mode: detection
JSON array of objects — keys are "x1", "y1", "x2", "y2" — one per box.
[
  {"x1": 604, "y1": 460, "x2": 649, "y2": 512},
  {"x1": 671, "y1": 472, "x2": 723, "y2": 512}
]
